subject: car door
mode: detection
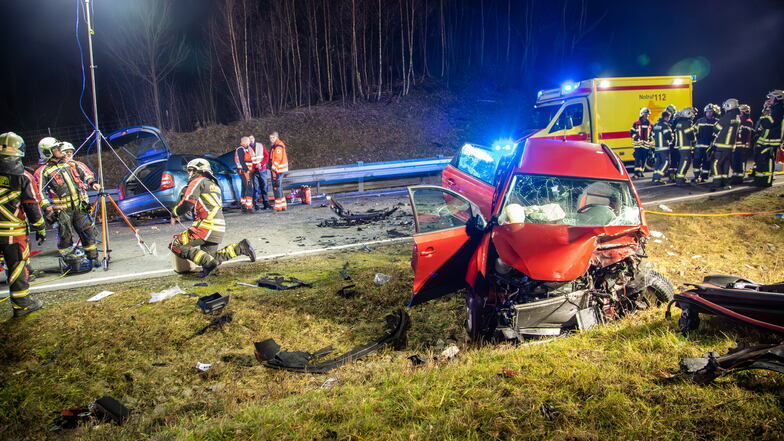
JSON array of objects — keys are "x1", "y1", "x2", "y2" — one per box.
[
  {"x1": 408, "y1": 185, "x2": 485, "y2": 306},
  {"x1": 207, "y1": 159, "x2": 238, "y2": 204},
  {"x1": 440, "y1": 143, "x2": 501, "y2": 218}
]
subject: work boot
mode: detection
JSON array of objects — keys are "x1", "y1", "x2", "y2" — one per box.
[
  {"x1": 13, "y1": 299, "x2": 43, "y2": 318},
  {"x1": 236, "y1": 239, "x2": 257, "y2": 262},
  {"x1": 241, "y1": 208, "x2": 249, "y2": 215},
  {"x1": 198, "y1": 261, "x2": 218, "y2": 278}
]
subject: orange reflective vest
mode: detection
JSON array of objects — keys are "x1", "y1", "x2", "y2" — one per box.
[{"x1": 270, "y1": 141, "x2": 289, "y2": 174}]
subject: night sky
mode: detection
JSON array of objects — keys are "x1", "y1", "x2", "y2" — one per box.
[{"x1": 1, "y1": 0, "x2": 782, "y2": 134}]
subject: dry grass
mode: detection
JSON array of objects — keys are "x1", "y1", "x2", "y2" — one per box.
[{"x1": 0, "y1": 188, "x2": 782, "y2": 440}]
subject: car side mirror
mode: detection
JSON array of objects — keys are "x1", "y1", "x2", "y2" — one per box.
[
  {"x1": 466, "y1": 213, "x2": 488, "y2": 237},
  {"x1": 564, "y1": 117, "x2": 574, "y2": 130}
]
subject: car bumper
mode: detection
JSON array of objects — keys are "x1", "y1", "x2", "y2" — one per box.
[{"x1": 117, "y1": 188, "x2": 178, "y2": 216}]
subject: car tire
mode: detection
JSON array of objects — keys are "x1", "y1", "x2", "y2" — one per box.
[
  {"x1": 641, "y1": 270, "x2": 676, "y2": 305},
  {"x1": 465, "y1": 291, "x2": 495, "y2": 343}
]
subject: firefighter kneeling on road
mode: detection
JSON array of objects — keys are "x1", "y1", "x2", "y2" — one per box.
[
  {"x1": 169, "y1": 158, "x2": 256, "y2": 277},
  {"x1": 0, "y1": 132, "x2": 46, "y2": 317},
  {"x1": 35, "y1": 138, "x2": 98, "y2": 264}
]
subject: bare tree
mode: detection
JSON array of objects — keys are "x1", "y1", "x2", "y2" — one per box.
[{"x1": 103, "y1": 0, "x2": 189, "y2": 129}]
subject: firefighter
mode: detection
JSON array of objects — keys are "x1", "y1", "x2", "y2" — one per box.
[
  {"x1": 60, "y1": 142, "x2": 101, "y2": 203},
  {"x1": 169, "y1": 158, "x2": 256, "y2": 277},
  {"x1": 249, "y1": 135, "x2": 271, "y2": 210},
  {"x1": 234, "y1": 136, "x2": 256, "y2": 213},
  {"x1": 269, "y1": 132, "x2": 289, "y2": 211},
  {"x1": 651, "y1": 111, "x2": 673, "y2": 184},
  {"x1": 35, "y1": 138, "x2": 99, "y2": 262},
  {"x1": 665, "y1": 104, "x2": 679, "y2": 181},
  {"x1": 693, "y1": 103, "x2": 720, "y2": 182},
  {"x1": 673, "y1": 107, "x2": 697, "y2": 185},
  {"x1": 630, "y1": 107, "x2": 654, "y2": 178},
  {"x1": 710, "y1": 98, "x2": 742, "y2": 191},
  {"x1": 0, "y1": 133, "x2": 46, "y2": 317},
  {"x1": 753, "y1": 90, "x2": 784, "y2": 187},
  {"x1": 729, "y1": 104, "x2": 754, "y2": 184}
]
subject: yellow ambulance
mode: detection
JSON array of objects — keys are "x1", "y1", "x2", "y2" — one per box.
[{"x1": 529, "y1": 76, "x2": 695, "y2": 162}]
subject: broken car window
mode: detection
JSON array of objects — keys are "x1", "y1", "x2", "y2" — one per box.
[
  {"x1": 453, "y1": 143, "x2": 511, "y2": 184},
  {"x1": 410, "y1": 188, "x2": 473, "y2": 233},
  {"x1": 498, "y1": 174, "x2": 640, "y2": 227}
]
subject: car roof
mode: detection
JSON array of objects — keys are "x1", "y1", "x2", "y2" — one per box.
[{"x1": 514, "y1": 139, "x2": 628, "y2": 180}]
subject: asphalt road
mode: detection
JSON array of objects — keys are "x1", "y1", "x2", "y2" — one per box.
[{"x1": 23, "y1": 178, "x2": 784, "y2": 294}]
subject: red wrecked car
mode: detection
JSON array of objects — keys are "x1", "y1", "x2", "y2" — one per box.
[{"x1": 407, "y1": 139, "x2": 675, "y2": 341}]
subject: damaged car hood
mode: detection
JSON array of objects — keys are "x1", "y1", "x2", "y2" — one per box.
[{"x1": 491, "y1": 223, "x2": 642, "y2": 281}]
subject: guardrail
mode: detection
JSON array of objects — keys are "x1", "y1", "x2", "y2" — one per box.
[{"x1": 89, "y1": 155, "x2": 453, "y2": 202}]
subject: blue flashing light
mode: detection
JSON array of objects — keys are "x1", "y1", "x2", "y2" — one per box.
[
  {"x1": 561, "y1": 81, "x2": 578, "y2": 94},
  {"x1": 492, "y1": 139, "x2": 518, "y2": 152},
  {"x1": 537, "y1": 90, "x2": 544, "y2": 98}
]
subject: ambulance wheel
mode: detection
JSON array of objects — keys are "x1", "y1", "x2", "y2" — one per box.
[{"x1": 101, "y1": 257, "x2": 109, "y2": 271}]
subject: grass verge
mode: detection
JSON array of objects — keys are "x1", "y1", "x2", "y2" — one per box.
[{"x1": 0, "y1": 188, "x2": 782, "y2": 440}]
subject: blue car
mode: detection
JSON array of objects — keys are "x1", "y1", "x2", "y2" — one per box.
[{"x1": 110, "y1": 126, "x2": 242, "y2": 216}]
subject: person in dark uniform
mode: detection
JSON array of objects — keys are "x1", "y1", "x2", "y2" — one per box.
[
  {"x1": 730, "y1": 104, "x2": 754, "y2": 184},
  {"x1": 672, "y1": 107, "x2": 697, "y2": 185},
  {"x1": 169, "y1": 158, "x2": 256, "y2": 277},
  {"x1": 630, "y1": 107, "x2": 654, "y2": 178},
  {"x1": 710, "y1": 98, "x2": 741, "y2": 191},
  {"x1": 693, "y1": 104, "x2": 719, "y2": 182},
  {"x1": 753, "y1": 90, "x2": 784, "y2": 187},
  {"x1": 664, "y1": 104, "x2": 679, "y2": 181},
  {"x1": 651, "y1": 111, "x2": 674, "y2": 185},
  {"x1": 0, "y1": 132, "x2": 46, "y2": 317}
]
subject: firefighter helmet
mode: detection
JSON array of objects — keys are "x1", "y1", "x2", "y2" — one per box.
[
  {"x1": 59, "y1": 142, "x2": 75, "y2": 152},
  {"x1": 739, "y1": 104, "x2": 751, "y2": 114},
  {"x1": 665, "y1": 104, "x2": 677, "y2": 115},
  {"x1": 38, "y1": 137, "x2": 61, "y2": 160},
  {"x1": 679, "y1": 107, "x2": 696, "y2": 119},
  {"x1": 0, "y1": 132, "x2": 25, "y2": 157},
  {"x1": 639, "y1": 107, "x2": 651, "y2": 117},
  {"x1": 765, "y1": 90, "x2": 783, "y2": 106},
  {"x1": 722, "y1": 98, "x2": 739, "y2": 112},
  {"x1": 186, "y1": 158, "x2": 212, "y2": 174}
]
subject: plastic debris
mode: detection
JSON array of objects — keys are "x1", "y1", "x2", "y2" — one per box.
[
  {"x1": 408, "y1": 354, "x2": 428, "y2": 366},
  {"x1": 236, "y1": 282, "x2": 257, "y2": 287},
  {"x1": 691, "y1": 255, "x2": 702, "y2": 259},
  {"x1": 87, "y1": 291, "x2": 114, "y2": 302},
  {"x1": 149, "y1": 285, "x2": 185, "y2": 303},
  {"x1": 666, "y1": 251, "x2": 678, "y2": 256},
  {"x1": 658, "y1": 204, "x2": 673, "y2": 212},
  {"x1": 650, "y1": 230, "x2": 666, "y2": 239},
  {"x1": 189, "y1": 313, "x2": 233, "y2": 339},
  {"x1": 337, "y1": 284, "x2": 359, "y2": 298},
  {"x1": 320, "y1": 377, "x2": 338, "y2": 389},
  {"x1": 373, "y1": 273, "x2": 391, "y2": 286},
  {"x1": 440, "y1": 345, "x2": 460, "y2": 360},
  {"x1": 256, "y1": 275, "x2": 313, "y2": 290},
  {"x1": 195, "y1": 362, "x2": 212, "y2": 372}
]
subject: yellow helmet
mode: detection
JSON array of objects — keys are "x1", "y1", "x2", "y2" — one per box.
[
  {"x1": 38, "y1": 136, "x2": 61, "y2": 160},
  {"x1": 0, "y1": 132, "x2": 25, "y2": 157}
]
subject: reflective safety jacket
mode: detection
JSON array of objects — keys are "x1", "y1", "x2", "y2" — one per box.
[
  {"x1": 234, "y1": 145, "x2": 254, "y2": 172},
  {"x1": 756, "y1": 104, "x2": 784, "y2": 150},
  {"x1": 0, "y1": 171, "x2": 45, "y2": 244},
  {"x1": 672, "y1": 117, "x2": 696, "y2": 148},
  {"x1": 68, "y1": 159, "x2": 96, "y2": 189},
  {"x1": 652, "y1": 120, "x2": 673, "y2": 150},
  {"x1": 695, "y1": 116, "x2": 718, "y2": 147},
  {"x1": 270, "y1": 140, "x2": 289, "y2": 174},
  {"x1": 173, "y1": 174, "x2": 225, "y2": 241},
  {"x1": 630, "y1": 118, "x2": 653, "y2": 143},
  {"x1": 251, "y1": 142, "x2": 269, "y2": 172},
  {"x1": 34, "y1": 159, "x2": 90, "y2": 211},
  {"x1": 713, "y1": 108, "x2": 741, "y2": 148}
]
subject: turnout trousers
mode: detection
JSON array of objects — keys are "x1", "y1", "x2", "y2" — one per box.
[
  {"x1": 0, "y1": 240, "x2": 35, "y2": 312},
  {"x1": 271, "y1": 172, "x2": 287, "y2": 211},
  {"x1": 692, "y1": 146, "x2": 711, "y2": 181},
  {"x1": 56, "y1": 206, "x2": 97, "y2": 260},
  {"x1": 168, "y1": 228, "x2": 243, "y2": 269},
  {"x1": 651, "y1": 149, "x2": 670, "y2": 183},
  {"x1": 753, "y1": 145, "x2": 776, "y2": 187},
  {"x1": 632, "y1": 142, "x2": 650, "y2": 176},
  {"x1": 711, "y1": 147, "x2": 733, "y2": 189},
  {"x1": 239, "y1": 171, "x2": 256, "y2": 210},
  {"x1": 675, "y1": 148, "x2": 693, "y2": 184},
  {"x1": 668, "y1": 147, "x2": 679, "y2": 179},
  {"x1": 730, "y1": 147, "x2": 750, "y2": 184}
]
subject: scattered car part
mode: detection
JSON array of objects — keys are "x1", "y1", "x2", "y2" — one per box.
[
  {"x1": 373, "y1": 273, "x2": 391, "y2": 285},
  {"x1": 53, "y1": 396, "x2": 129, "y2": 429},
  {"x1": 337, "y1": 284, "x2": 359, "y2": 298},
  {"x1": 666, "y1": 274, "x2": 784, "y2": 335},
  {"x1": 149, "y1": 285, "x2": 185, "y2": 303},
  {"x1": 679, "y1": 342, "x2": 784, "y2": 384},
  {"x1": 189, "y1": 313, "x2": 233, "y2": 339},
  {"x1": 256, "y1": 275, "x2": 313, "y2": 290},
  {"x1": 440, "y1": 345, "x2": 460, "y2": 360},
  {"x1": 86, "y1": 290, "x2": 114, "y2": 302},
  {"x1": 195, "y1": 362, "x2": 213, "y2": 372},
  {"x1": 236, "y1": 282, "x2": 257, "y2": 288},
  {"x1": 254, "y1": 309, "x2": 410, "y2": 373},
  {"x1": 197, "y1": 293, "x2": 229, "y2": 314},
  {"x1": 317, "y1": 196, "x2": 399, "y2": 227},
  {"x1": 339, "y1": 262, "x2": 352, "y2": 280},
  {"x1": 408, "y1": 354, "x2": 429, "y2": 365}
]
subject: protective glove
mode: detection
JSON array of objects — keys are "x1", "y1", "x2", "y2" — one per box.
[
  {"x1": 35, "y1": 229, "x2": 46, "y2": 246},
  {"x1": 44, "y1": 209, "x2": 56, "y2": 224}
]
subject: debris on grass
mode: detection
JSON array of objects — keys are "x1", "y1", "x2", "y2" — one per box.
[
  {"x1": 337, "y1": 284, "x2": 359, "y2": 298},
  {"x1": 87, "y1": 290, "x2": 114, "y2": 302},
  {"x1": 256, "y1": 275, "x2": 313, "y2": 290},
  {"x1": 650, "y1": 230, "x2": 666, "y2": 239},
  {"x1": 678, "y1": 342, "x2": 784, "y2": 384},
  {"x1": 339, "y1": 262, "x2": 352, "y2": 280},
  {"x1": 658, "y1": 204, "x2": 673, "y2": 212},
  {"x1": 195, "y1": 362, "x2": 213, "y2": 372},
  {"x1": 197, "y1": 293, "x2": 229, "y2": 314},
  {"x1": 320, "y1": 378, "x2": 338, "y2": 389},
  {"x1": 408, "y1": 354, "x2": 429, "y2": 366},
  {"x1": 373, "y1": 273, "x2": 391, "y2": 285},
  {"x1": 149, "y1": 285, "x2": 185, "y2": 303},
  {"x1": 440, "y1": 345, "x2": 460, "y2": 360},
  {"x1": 189, "y1": 313, "x2": 233, "y2": 339}
]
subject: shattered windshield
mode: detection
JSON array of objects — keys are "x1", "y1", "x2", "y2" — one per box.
[
  {"x1": 521, "y1": 104, "x2": 561, "y2": 130},
  {"x1": 499, "y1": 174, "x2": 641, "y2": 226}
]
